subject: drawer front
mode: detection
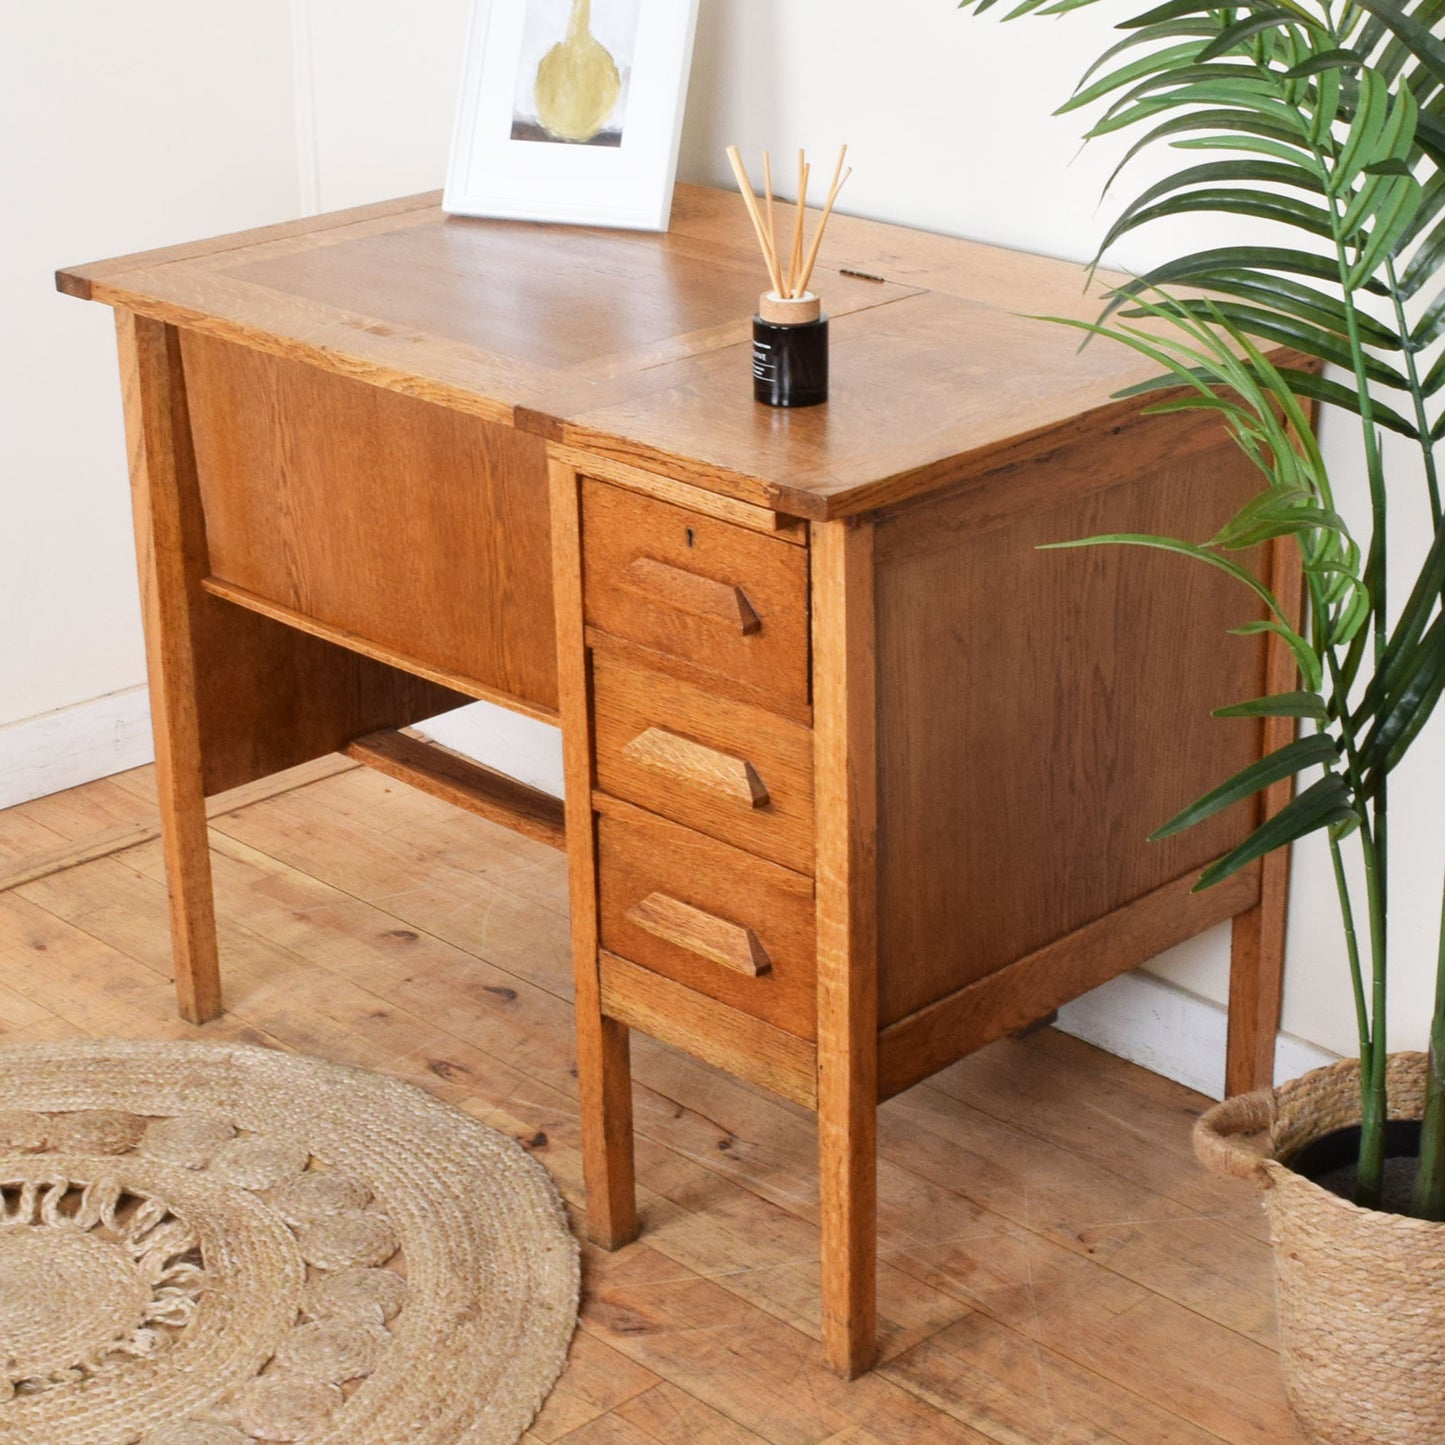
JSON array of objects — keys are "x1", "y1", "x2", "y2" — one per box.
[
  {"x1": 599, "y1": 952, "x2": 818, "y2": 1107},
  {"x1": 581, "y1": 481, "x2": 810, "y2": 709},
  {"x1": 592, "y1": 648, "x2": 815, "y2": 874},
  {"x1": 596, "y1": 801, "x2": 816, "y2": 1040}
]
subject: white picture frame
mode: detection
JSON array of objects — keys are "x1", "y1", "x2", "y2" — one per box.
[{"x1": 443, "y1": 0, "x2": 700, "y2": 231}]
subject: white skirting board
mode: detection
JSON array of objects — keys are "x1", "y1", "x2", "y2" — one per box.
[
  {"x1": 1056, "y1": 968, "x2": 1339, "y2": 1101},
  {"x1": 0, "y1": 686, "x2": 155, "y2": 810}
]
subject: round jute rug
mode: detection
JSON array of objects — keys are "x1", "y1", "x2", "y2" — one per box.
[{"x1": 0, "y1": 1038, "x2": 579, "y2": 1445}]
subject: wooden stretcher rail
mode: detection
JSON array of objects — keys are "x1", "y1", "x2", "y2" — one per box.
[{"x1": 344, "y1": 729, "x2": 566, "y2": 851}]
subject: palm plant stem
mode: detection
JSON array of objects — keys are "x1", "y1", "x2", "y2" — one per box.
[
  {"x1": 1358, "y1": 827, "x2": 1390, "y2": 1203},
  {"x1": 1330, "y1": 836, "x2": 1371, "y2": 1049},
  {"x1": 1382, "y1": 248, "x2": 1445, "y2": 1214},
  {"x1": 1326, "y1": 176, "x2": 1395, "y2": 1200}
]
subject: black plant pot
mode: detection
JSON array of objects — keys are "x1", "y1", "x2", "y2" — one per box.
[{"x1": 1288, "y1": 1118, "x2": 1423, "y2": 1215}]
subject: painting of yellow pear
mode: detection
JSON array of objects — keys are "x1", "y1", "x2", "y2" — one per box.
[
  {"x1": 444, "y1": 0, "x2": 699, "y2": 228},
  {"x1": 513, "y1": 0, "x2": 639, "y2": 147}
]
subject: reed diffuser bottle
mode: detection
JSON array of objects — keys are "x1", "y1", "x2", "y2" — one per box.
[{"x1": 727, "y1": 146, "x2": 850, "y2": 409}]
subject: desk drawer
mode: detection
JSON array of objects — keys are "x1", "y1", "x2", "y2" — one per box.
[
  {"x1": 592, "y1": 648, "x2": 815, "y2": 873},
  {"x1": 596, "y1": 799, "x2": 816, "y2": 1040},
  {"x1": 581, "y1": 481, "x2": 809, "y2": 710}
]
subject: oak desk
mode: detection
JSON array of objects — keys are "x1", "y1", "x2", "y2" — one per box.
[{"x1": 60, "y1": 186, "x2": 1294, "y2": 1377}]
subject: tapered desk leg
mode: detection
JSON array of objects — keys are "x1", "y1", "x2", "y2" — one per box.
[
  {"x1": 812, "y1": 519, "x2": 879, "y2": 1378},
  {"x1": 1225, "y1": 534, "x2": 1302, "y2": 1095},
  {"x1": 549, "y1": 457, "x2": 638, "y2": 1248},
  {"x1": 1227, "y1": 851, "x2": 1290, "y2": 1094},
  {"x1": 115, "y1": 311, "x2": 222, "y2": 1024},
  {"x1": 576, "y1": 1013, "x2": 638, "y2": 1248}
]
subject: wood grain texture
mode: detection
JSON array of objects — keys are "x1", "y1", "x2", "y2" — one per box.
[
  {"x1": 111, "y1": 312, "x2": 471, "y2": 1024},
  {"x1": 583, "y1": 631, "x2": 813, "y2": 727},
  {"x1": 67, "y1": 197, "x2": 1311, "y2": 1390},
  {"x1": 546, "y1": 289, "x2": 1170, "y2": 521},
  {"x1": 626, "y1": 892, "x2": 772, "y2": 978},
  {"x1": 63, "y1": 192, "x2": 913, "y2": 464},
  {"x1": 1227, "y1": 532, "x2": 1306, "y2": 1095},
  {"x1": 550, "y1": 456, "x2": 638, "y2": 1250},
  {"x1": 591, "y1": 648, "x2": 815, "y2": 873},
  {"x1": 0, "y1": 765, "x2": 1311, "y2": 1441},
  {"x1": 877, "y1": 869, "x2": 1259, "y2": 1100},
  {"x1": 625, "y1": 558, "x2": 762, "y2": 635},
  {"x1": 183, "y1": 331, "x2": 558, "y2": 713},
  {"x1": 621, "y1": 729, "x2": 769, "y2": 809},
  {"x1": 665, "y1": 184, "x2": 1121, "y2": 316},
  {"x1": 343, "y1": 730, "x2": 564, "y2": 851},
  {"x1": 115, "y1": 313, "x2": 459, "y2": 1017},
  {"x1": 0, "y1": 757, "x2": 356, "y2": 895},
  {"x1": 595, "y1": 797, "x2": 816, "y2": 1041},
  {"x1": 57, "y1": 191, "x2": 439, "y2": 301},
  {"x1": 581, "y1": 482, "x2": 811, "y2": 710},
  {"x1": 598, "y1": 952, "x2": 818, "y2": 1108},
  {"x1": 547, "y1": 445, "x2": 807, "y2": 541},
  {"x1": 113, "y1": 326, "x2": 465, "y2": 804},
  {"x1": 872, "y1": 419, "x2": 1272, "y2": 1029},
  {"x1": 869, "y1": 397, "x2": 1243, "y2": 555},
  {"x1": 810, "y1": 519, "x2": 879, "y2": 1379},
  {"x1": 201, "y1": 579, "x2": 557, "y2": 724},
  {"x1": 116, "y1": 311, "x2": 222, "y2": 1023},
  {"x1": 62, "y1": 187, "x2": 1199, "y2": 520}
]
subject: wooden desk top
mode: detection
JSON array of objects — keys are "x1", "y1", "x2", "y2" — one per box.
[{"x1": 59, "y1": 185, "x2": 1158, "y2": 520}]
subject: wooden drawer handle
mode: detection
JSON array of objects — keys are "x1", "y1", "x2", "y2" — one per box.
[
  {"x1": 624, "y1": 557, "x2": 761, "y2": 635},
  {"x1": 625, "y1": 892, "x2": 772, "y2": 977},
  {"x1": 620, "y1": 726, "x2": 770, "y2": 808}
]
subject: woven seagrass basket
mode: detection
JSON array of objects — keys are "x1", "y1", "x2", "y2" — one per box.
[{"x1": 1195, "y1": 1052, "x2": 1445, "y2": 1445}]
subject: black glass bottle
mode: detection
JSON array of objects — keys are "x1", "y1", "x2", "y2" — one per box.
[{"x1": 752, "y1": 292, "x2": 828, "y2": 408}]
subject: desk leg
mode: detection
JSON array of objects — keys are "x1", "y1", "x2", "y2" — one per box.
[
  {"x1": 115, "y1": 311, "x2": 222, "y2": 1024},
  {"x1": 1227, "y1": 853, "x2": 1290, "y2": 1094},
  {"x1": 576, "y1": 1013, "x2": 638, "y2": 1248},
  {"x1": 1225, "y1": 534, "x2": 1302, "y2": 1095},
  {"x1": 812, "y1": 520, "x2": 879, "y2": 1378},
  {"x1": 549, "y1": 458, "x2": 638, "y2": 1248}
]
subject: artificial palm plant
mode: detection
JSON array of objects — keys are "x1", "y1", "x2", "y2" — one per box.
[{"x1": 959, "y1": 0, "x2": 1445, "y2": 1216}]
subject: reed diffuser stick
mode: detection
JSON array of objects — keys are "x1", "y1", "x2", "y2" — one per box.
[
  {"x1": 796, "y1": 147, "x2": 852, "y2": 298},
  {"x1": 725, "y1": 146, "x2": 784, "y2": 297},
  {"x1": 728, "y1": 144, "x2": 850, "y2": 302},
  {"x1": 763, "y1": 151, "x2": 778, "y2": 278},
  {"x1": 791, "y1": 152, "x2": 808, "y2": 296}
]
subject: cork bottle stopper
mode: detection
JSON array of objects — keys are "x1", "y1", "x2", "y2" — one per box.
[{"x1": 758, "y1": 291, "x2": 822, "y2": 325}]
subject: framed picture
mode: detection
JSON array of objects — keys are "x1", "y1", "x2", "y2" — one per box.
[{"x1": 443, "y1": 0, "x2": 700, "y2": 231}]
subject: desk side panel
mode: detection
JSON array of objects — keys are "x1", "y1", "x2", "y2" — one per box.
[
  {"x1": 873, "y1": 409, "x2": 1271, "y2": 1029},
  {"x1": 180, "y1": 331, "x2": 558, "y2": 715},
  {"x1": 122, "y1": 315, "x2": 472, "y2": 798}
]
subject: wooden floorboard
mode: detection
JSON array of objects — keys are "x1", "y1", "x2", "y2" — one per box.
[{"x1": 0, "y1": 763, "x2": 1307, "y2": 1444}]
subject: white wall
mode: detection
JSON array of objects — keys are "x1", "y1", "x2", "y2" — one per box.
[
  {"x1": 301, "y1": 0, "x2": 472, "y2": 213},
  {"x1": 0, "y1": 4, "x2": 299, "y2": 726},
  {"x1": 0, "y1": 3, "x2": 303, "y2": 798},
  {"x1": 6, "y1": 0, "x2": 1440, "y2": 1076}
]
